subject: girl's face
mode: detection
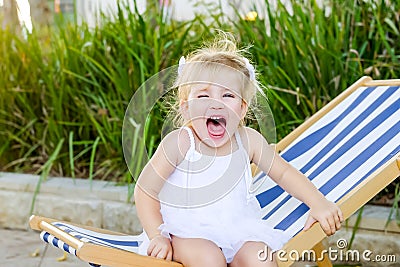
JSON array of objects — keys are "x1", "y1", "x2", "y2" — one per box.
[{"x1": 180, "y1": 67, "x2": 247, "y2": 148}]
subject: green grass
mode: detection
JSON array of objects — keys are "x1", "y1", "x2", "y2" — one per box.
[{"x1": 0, "y1": 0, "x2": 399, "y2": 206}]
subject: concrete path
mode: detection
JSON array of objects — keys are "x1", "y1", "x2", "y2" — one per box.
[{"x1": 1, "y1": 228, "x2": 82, "y2": 267}]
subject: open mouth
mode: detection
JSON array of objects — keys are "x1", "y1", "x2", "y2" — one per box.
[{"x1": 206, "y1": 116, "x2": 227, "y2": 139}]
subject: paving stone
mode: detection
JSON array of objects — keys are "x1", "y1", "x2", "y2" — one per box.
[
  {"x1": 0, "y1": 172, "x2": 136, "y2": 231},
  {"x1": 0, "y1": 228, "x2": 84, "y2": 267},
  {"x1": 34, "y1": 195, "x2": 104, "y2": 228},
  {"x1": 0, "y1": 191, "x2": 33, "y2": 229},
  {"x1": 102, "y1": 201, "x2": 142, "y2": 234}
]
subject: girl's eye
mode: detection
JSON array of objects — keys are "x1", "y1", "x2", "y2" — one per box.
[
  {"x1": 198, "y1": 95, "x2": 209, "y2": 98},
  {"x1": 223, "y1": 93, "x2": 235, "y2": 98}
]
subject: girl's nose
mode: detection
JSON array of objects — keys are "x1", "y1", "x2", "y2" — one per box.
[{"x1": 209, "y1": 99, "x2": 224, "y2": 109}]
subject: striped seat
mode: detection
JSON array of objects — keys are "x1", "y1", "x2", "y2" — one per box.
[
  {"x1": 40, "y1": 222, "x2": 141, "y2": 255},
  {"x1": 39, "y1": 222, "x2": 142, "y2": 267},
  {"x1": 30, "y1": 77, "x2": 400, "y2": 267},
  {"x1": 253, "y1": 84, "x2": 399, "y2": 238}
]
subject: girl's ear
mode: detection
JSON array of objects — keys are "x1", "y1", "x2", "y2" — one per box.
[
  {"x1": 240, "y1": 100, "x2": 248, "y2": 120},
  {"x1": 180, "y1": 99, "x2": 190, "y2": 120}
]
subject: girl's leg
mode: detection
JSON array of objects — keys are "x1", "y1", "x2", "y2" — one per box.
[
  {"x1": 229, "y1": 241, "x2": 277, "y2": 267},
  {"x1": 171, "y1": 236, "x2": 227, "y2": 267}
]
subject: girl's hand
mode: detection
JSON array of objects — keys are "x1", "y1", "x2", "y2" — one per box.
[
  {"x1": 303, "y1": 200, "x2": 344, "y2": 236},
  {"x1": 147, "y1": 234, "x2": 173, "y2": 260}
]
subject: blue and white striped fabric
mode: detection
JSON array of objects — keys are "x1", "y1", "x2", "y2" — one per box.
[
  {"x1": 40, "y1": 222, "x2": 142, "y2": 256},
  {"x1": 54, "y1": 222, "x2": 141, "y2": 252},
  {"x1": 253, "y1": 85, "x2": 400, "y2": 238},
  {"x1": 40, "y1": 231, "x2": 77, "y2": 255}
]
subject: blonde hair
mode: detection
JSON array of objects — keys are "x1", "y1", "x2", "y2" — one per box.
[{"x1": 171, "y1": 32, "x2": 260, "y2": 127}]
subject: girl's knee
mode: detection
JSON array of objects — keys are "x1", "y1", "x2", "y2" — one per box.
[
  {"x1": 198, "y1": 248, "x2": 226, "y2": 266},
  {"x1": 230, "y1": 242, "x2": 277, "y2": 267},
  {"x1": 172, "y1": 237, "x2": 226, "y2": 267}
]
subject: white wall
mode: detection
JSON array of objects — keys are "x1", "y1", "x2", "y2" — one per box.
[
  {"x1": 76, "y1": 0, "x2": 327, "y2": 27},
  {"x1": 76, "y1": 0, "x2": 147, "y2": 28},
  {"x1": 76, "y1": 0, "x2": 267, "y2": 27}
]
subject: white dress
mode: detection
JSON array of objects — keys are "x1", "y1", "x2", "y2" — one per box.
[{"x1": 138, "y1": 127, "x2": 291, "y2": 263}]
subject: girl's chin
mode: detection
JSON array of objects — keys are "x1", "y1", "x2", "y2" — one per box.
[{"x1": 202, "y1": 139, "x2": 226, "y2": 148}]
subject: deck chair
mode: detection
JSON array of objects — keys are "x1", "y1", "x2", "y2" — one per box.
[{"x1": 29, "y1": 76, "x2": 400, "y2": 267}]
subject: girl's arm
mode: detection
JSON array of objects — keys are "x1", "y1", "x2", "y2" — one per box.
[
  {"x1": 245, "y1": 127, "x2": 343, "y2": 235},
  {"x1": 134, "y1": 130, "x2": 190, "y2": 241}
]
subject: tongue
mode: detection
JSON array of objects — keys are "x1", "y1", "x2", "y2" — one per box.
[{"x1": 207, "y1": 120, "x2": 225, "y2": 137}]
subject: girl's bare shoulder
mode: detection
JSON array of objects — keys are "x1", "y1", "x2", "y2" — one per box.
[
  {"x1": 238, "y1": 126, "x2": 267, "y2": 159},
  {"x1": 238, "y1": 126, "x2": 264, "y2": 145},
  {"x1": 159, "y1": 128, "x2": 192, "y2": 164}
]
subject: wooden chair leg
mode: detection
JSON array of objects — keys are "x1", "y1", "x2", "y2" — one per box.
[{"x1": 312, "y1": 240, "x2": 333, "y2": 267}]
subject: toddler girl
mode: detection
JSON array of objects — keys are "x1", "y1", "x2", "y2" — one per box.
[{"x1": 134, "y1": 33, "x2": 343, "y2": 267}]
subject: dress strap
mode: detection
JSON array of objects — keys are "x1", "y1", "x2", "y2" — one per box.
[
  {"x1": 234, "y1": 130, "x2": 244, "y2": 150},
  {"x1": 182, "y1": 126, "x2": 195, "y2": 153},
  {"x1": 235, "y1": 129, "x2": 254, "y2": 201}
]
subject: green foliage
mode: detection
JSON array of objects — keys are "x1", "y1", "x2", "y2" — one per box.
[
  {"x1": 234, "y1": 0, "x2": 399, "y2": 137},
  {"x1": 0, "y1": 0, "x2": 399, "y2": 192}
]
